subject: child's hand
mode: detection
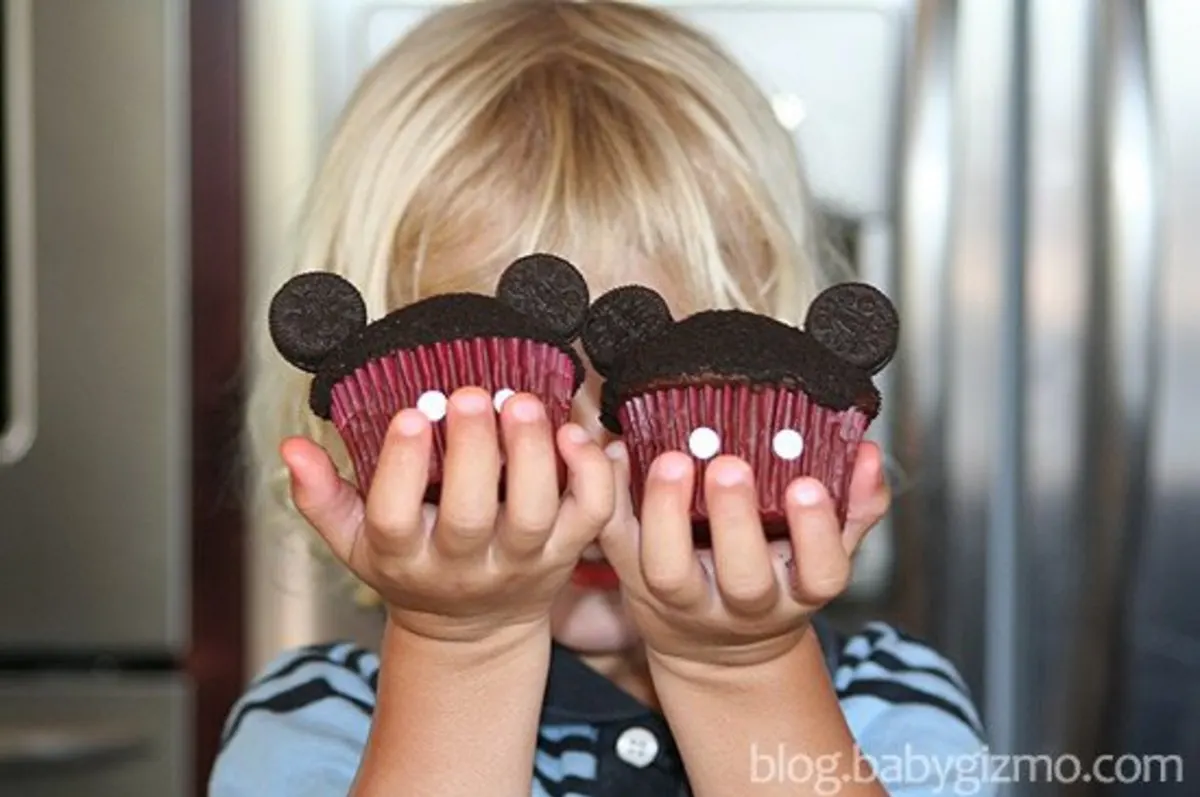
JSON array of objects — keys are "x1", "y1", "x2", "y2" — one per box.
[
  {"x1": 281, "y1": 386, "x2": 616, "y2": 646},
  {"x1": 599, "y1": 442, "x2": 890, "y2": 673}
]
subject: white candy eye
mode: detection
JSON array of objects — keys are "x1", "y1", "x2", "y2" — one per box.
[
  {"x1": 688, "y1": 426, "x2": 721, "y2": 460},
  {"x1": 492, "y1": 388, "x2": 515, "y2": 412},
  {"x1": 416, "y1": 389, "x2": 448, "y2": 421},
  {"x1": 772, "y1": 428, "x2": 804, "y2": 460}
]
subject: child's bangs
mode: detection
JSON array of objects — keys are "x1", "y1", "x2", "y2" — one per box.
[{"x1": 393, "y1": 57, "x2": 778, "y2": 315}]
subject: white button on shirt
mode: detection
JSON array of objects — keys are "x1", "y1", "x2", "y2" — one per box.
[{"x1": 615, "y1": 726, "x2": 660, "y2": 768}]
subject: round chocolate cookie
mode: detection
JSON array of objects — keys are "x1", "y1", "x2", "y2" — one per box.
[
  {"x1": 269, "y1": 272, "x2": 367, "y2": 373},
  {"x1": 803, "y1": 282, "x2": 899, "y2": 375},
  {"x1": 495, "y1": 253, "x2": 591, "y2": 341},
  {"x1": 581, "y1": 285, "x2": 673, "y2": 376}
]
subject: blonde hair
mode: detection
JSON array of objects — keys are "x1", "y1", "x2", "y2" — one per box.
[{"x1": 247, "y1": 0, "x2": 834, "y2": 541}]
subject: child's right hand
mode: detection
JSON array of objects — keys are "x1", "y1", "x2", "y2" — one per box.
[{"x1": 280, "y1": 386, "x2": 616, "y2": 646}]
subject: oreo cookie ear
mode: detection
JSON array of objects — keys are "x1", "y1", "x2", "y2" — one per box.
[
  {"x1": 804, "y1": 282, "x2": 899, "y2": 375},
  {"x1": 268, "y1": 272, "x2": 367, "y2": 373},
  {"x1": 582, "y1": 285, "x2": 673, "y2": 377},
  {"x1": 495, "y1": 253, "x2": 590, "y2": 341}
]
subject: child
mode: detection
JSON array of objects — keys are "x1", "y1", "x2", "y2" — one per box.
[{"x1": 215, "y1": 2, "x2": 990, "y2": 795}]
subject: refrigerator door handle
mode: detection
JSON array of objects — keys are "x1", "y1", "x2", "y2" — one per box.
[
  {"x1": 894, "y1": 0, "x2": 958, "y2": 627},
  {"x1": 0, "y1": 723, "x2": 147, "y2": 773},
  {"x1": 0, "y1": 0, "x2": 38, "y2": 467},
  {"x1": 1087, "y1": 0, "x2": 1162, "y2": 761},
  {"x1": 1099, "y1": 0, "x2": 1160, "y2": 426},
  {"x1": 898, "y1": 0, "x2": 956, "y2": 438}
]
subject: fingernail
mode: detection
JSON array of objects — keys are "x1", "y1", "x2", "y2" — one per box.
[
  {"x1": 791, "y1": 479, "x2": 825, "y2": 507},
  {"x1": 605, "y1": 442, "x2": 627, "y2": 462},
  {"x1": 713, "y1": 461, "x2": 748, "y2": 487},
  {"x1": 452, "y1": 390, "x2": 489, "y2": 414},
  {"x1": 396, "y1": 410, "x2": 426, "y2": 436},
  {"x1": 654, "y1": 453, "x2": 687, "y2": 480},
  {"x1": 564, "y1": 424, "x2": 590, "y2": 445},
  {"x1": 510, "y1": 397, "x2": 544, "y2": 423}
]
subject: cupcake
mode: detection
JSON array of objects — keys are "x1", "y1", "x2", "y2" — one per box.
[
  {"x1": 581, "y1": 282, "x2": 898, "y2": 540},
  {"x1": 268, "y1": 253, "x2": 590, "y2": 501}
]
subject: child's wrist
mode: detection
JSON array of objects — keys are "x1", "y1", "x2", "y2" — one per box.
[
  {"x1": 645, "y1": 623, "x2": 824, "y2": 693},
  {"x1": 382, "y1": 613, "x2": 553, "y2": 672}
]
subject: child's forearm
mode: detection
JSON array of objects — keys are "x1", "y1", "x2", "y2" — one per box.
[
  {"x1": 350, "y1": 618, "x2": 552, "y2": 797},
  {"x1": 649, "y1": 628, "x2": 889, "y2": 797}
]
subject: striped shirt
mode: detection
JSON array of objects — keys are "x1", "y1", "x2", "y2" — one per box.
[{"x1": 209, "y1": 619, "x2": 992, "y2": 796}]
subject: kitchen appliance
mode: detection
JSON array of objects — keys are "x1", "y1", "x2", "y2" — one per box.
[
  {"x1": 243, "y1": 1, "x2": 1200, "y2": 794},
  {"x1": 0, "y1": 0, "x2": 193, "y2": 794}
]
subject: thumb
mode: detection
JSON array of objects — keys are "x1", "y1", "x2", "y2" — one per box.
[
  {"x1": 280, "y1": 437, "x2": 365, "y2": 565},
  {"x1": 842, "y1": 442, "x2": 890, "y2": 556}
]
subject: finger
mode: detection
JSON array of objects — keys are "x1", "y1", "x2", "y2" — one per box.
[
  {"x1": 843, "y1": 443, "x2": 891, "y2": 553},
  {"x1": 596, "y1": 441, "x2": 640, "y2": 579},
  {"x1": 281, "y1": 437, "x2": 365, "y2": 566},
  {"x1": 363, "y1": 409, "x2": 433, "y2": 557},
  {"x1": 547, "y1": 424, "x2": 615, "y2": 557},
  {"x1": 433, "y1": 387, "x2": 501, "y2": 558},
  {"x1": 607, "y1": 440, "x2": 635, "y2": 524},
  {"x1": 784, "y1": 478, "x2": 851, "y2": 606},
  {"x1": 638, "y1": 452, "x2": 708, "y2": 609},
  {"x1": 496, "y1": 395, "x2": 561, "y2": 557},
  {"x1": 704, "y1": 456, "x2": 779, "y2": 615}
]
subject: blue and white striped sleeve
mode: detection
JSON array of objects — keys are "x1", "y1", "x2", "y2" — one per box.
[
  {"x1": 208, "y1": 643, "x2": 379, "y2": 797},
  {"x1": 836, "y1": 622, "x2": 996, "y2": 797}
]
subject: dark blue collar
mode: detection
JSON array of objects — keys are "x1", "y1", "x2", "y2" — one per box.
[{"x1": 542, "y1": 641, "x2": 657, "y2": 723}]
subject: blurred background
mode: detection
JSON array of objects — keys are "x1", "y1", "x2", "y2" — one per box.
[{"x1": 0, "y1": 0, "x2": 1196, "y2": 795}]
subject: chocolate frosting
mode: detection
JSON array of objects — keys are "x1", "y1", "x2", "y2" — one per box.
[
  {"x1": 581, "y1": 282, "x2": 900, "y2": 433},
  {"x1": 268, "y1": 253, "x2": 590, "y2": 419}
]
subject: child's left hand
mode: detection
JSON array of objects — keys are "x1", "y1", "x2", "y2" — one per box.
[{"x1": 598, "y1": 442, "x2": 890, "y2": 675}]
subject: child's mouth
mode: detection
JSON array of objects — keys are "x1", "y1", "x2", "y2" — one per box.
[{"x1": 572, "y1": 545, "x2": 621, "y2": 590}]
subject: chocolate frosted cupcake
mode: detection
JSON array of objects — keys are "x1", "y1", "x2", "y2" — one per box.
[
  {"x1": 269, "y1": 254, "x2": 590, "y2": 500},
  {"x1": 581, "y1": 282, "x2": 899, "y2": 539}
]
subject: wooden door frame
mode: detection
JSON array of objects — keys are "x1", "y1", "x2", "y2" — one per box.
[{"x1": 188, "y1": 0, "x2": 245, "y2": 792}]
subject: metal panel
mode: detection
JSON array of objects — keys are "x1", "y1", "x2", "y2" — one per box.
[
  {"x1": 1020, "y1": 0, "x2": 1098, "y2": 783},
  {"x1": 891, "y1": 0, "x2": 957, "y2": 640},
  {"x1": 0, "y1": 675, "x2": 189, "y2": 797},
  {"x1": 1, "y1": 0, "x2": 36, "y2": 466},
  {"x1": 1112, "y1": 0, "x2": 1200, "y2": 790},
  {"x1": 0, "y1": 0, "x2": 189, "y2": 650},
  {"x1": 892, "y1": 0, "x2": 1023, "y2": 754}
]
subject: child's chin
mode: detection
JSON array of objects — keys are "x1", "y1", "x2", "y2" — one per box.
[{"x1": 550, "y1": 586, "x2": 640, "y2": 654}]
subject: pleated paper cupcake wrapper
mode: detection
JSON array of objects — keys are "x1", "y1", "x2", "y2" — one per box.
[
  {"x1": 329, "y1": 338, "x2": 576, "y2": 498},
  {"x1": 616, "y1": 384, "x2": 872, "y2": 539}
]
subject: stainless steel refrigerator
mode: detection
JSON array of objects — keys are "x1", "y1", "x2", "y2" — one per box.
[
  {"x1": 0, "y1": 1, "x2": 192, "y2": 794},
  {"x1": 236, "y1": 1, "x2": 1198, "y2": 796}
]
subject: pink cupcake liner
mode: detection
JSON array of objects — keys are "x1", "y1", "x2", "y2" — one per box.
[
  {"x1": 616, "y1": 384, "x2": 872, "y2": 536},
  {"x1": 327, "y1": 338, "x2": 577, "y2": 496}
]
